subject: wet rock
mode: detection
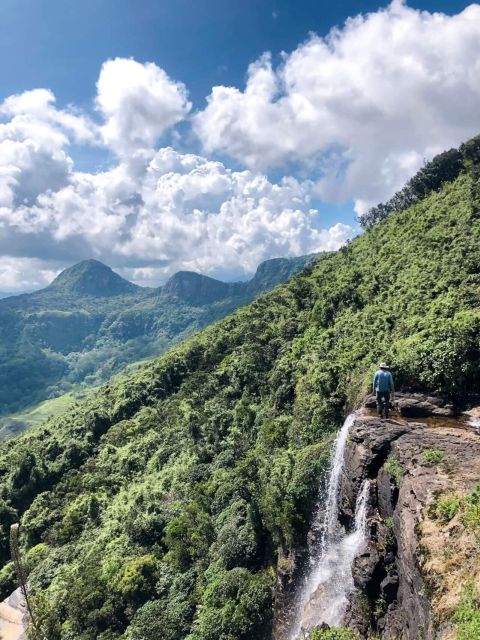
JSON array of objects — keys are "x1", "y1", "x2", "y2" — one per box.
[
  {"x1": 380, "y1": 573, "x2": 399, "y2": 600},
  {"x1": 273, "y1": 545, "x2": 308, "y2": 640},
  {"x1": 342, "y1": 413, "x2": 480, "y2": 640},
  {"x1": 352, "y1": 546, "x2": 382, "y2": 591},
  {"x1": 339, "y1": 416, "x2": 410, "y2": 527},
  {"x1": 395, "y1": 393, "x2": 454, "y2": 417}
]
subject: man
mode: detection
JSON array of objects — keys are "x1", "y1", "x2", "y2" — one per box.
[{"x1": 373, "y1": 363, "x2": 395, "y2": 417}]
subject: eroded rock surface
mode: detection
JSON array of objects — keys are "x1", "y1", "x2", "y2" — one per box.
[{"x1": 342, "y1": 414, "x2": 480, "y2": 639}]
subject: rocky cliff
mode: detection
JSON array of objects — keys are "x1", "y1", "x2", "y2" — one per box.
[
  {"x1": 341, "y1": 411, "x2": 480, "y2": 639},
  {"x1": 272, "y1": 402, "x2": 480, "y2": 640}
]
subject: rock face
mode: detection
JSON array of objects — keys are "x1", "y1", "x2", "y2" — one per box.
[
  {"x1": 340, "y1": 414, "x2": 480, "y2": 639},
  {"x1": 364, "y1": 393, "x2": 455, "y2": 418}
]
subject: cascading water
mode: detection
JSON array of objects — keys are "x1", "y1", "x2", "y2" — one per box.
[{"x1": 289, "y1": 413, "x2": 370, "y2": 639}]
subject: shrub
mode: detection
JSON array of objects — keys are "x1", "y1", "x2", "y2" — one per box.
[
  {"x1": 431, "y1": 494, "x2": 461, "y2": 522},
  {"x1": 462, "y1": 483, "x2": 480, "y2": 534},
  {"x1": 309, "y1": 628, "x2": 357, "y2": 640},
  {"x1": 384, "y1": 455, "x2": 402, "y2": 487},
  {"x1": 453, "y1": 583, "x2": 480, "y2": 640},
  {"x1": 422, "y1": 449, "x2": 445, "y2": 464},
  {"x1": 191, "y1": 568, "x2": 273, "y2": 640}
]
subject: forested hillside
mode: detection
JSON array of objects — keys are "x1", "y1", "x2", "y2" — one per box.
[
  {"x1": 0, "y1": 255, "x2": 312, "y2": 417},
  {"x1": 0, "y1": 137, "x2": 479, "y2": 640}
]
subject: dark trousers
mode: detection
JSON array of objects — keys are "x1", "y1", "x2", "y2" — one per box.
[{"x1": 376, "y1": 391, "x2": 390, "y2": 414}]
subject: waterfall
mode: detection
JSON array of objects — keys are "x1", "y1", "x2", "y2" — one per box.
[{"x1": 289, "y1": 413, "x2": 370, "y2": 638}]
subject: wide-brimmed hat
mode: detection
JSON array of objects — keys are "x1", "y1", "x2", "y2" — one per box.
[{"x1": 379, "y1": 362, "x2": 389, "y2": 369}]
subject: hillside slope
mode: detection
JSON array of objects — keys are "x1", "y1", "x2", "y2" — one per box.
[
  {"x1": 0, "y1": 139, "x2": 480, "y2": 639},
  {"x1": 0, "y1": 255, "x2": 313, "y2": 417}
]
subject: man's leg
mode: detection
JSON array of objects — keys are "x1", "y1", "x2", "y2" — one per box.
[
  {"x1": 376, "y1": 391, "x2": 382, "y2": 416},
  {"x1": 377, "y1": 391, "x2": 390, "y2": 417},
  {"x1": 384, "y1": 391, "x2": 390, "y2": 417}
]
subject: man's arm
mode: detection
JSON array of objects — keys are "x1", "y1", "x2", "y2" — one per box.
[{"x1": 373, "y1": 372, "x2": 378, "y2": 393}]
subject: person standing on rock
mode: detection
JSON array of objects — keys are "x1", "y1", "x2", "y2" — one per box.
[{"x1": 373, "y1": 363, "x2": 395, "y2": 417}]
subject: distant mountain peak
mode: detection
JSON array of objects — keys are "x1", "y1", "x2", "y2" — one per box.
[
  {"x1": 246, "y1": 254, "x2": 317, "y2": 295},
  {"x1": 162, "y1": 271, "x2": 231, "y2": 306},
  {"x1": 48, "y1": 259, "x2": 141, "y2": 297},
  {"x1": 161, "y1": 256, "x2": 317, "y2": 307},
  {"x1": 162, "y1": 271, "x2": 232, "y2": 306}
]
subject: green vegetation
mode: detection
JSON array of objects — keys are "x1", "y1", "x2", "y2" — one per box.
[
  {"x1": 309, "y1": 629, "x2": 357, "y2": 640},
  {"x1": 453, "y1": 583, "x2": 480, "y2": 640},
  {"x1": 1, "y1": 137, "x2": 480, "y2": 638},
  {"x1": 431, "y1": 484, "x2": 480, "y2": 532},
  {"x1": 462, "y1": 483, "x2": 480, "y2": 534},
  {"x1": 0, "y1": 255, "x2": 312, "y2": 420},
  {"x1": 0, "y1": 391, "x2": 82, "y2": 441},
  {"x1": 422, "y1": 449, "x2": 445, "y2": 464},
  {"x1": 431, "y1": 494, "x2": 461, "y2": 523},
  {"x1": 384, "y1": 455, "x2": 403, "y2": 487}
]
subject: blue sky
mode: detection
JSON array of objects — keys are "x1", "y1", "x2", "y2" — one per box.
[
  {"x1": 0, "y1": 0, "x2": 479, "y2": 290},
  {"x1": 0, "y1": 0, "x2": 470, "y2": 109}
]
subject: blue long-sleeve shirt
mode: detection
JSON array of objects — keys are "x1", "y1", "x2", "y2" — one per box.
[{"x1": 373, "y1": 369, "x2": 394, "y2": 393}]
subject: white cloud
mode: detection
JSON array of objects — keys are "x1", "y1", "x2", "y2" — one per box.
[
  {"x1": 96, "y1": 58, "x2": 191, "y2": 157},
  {"x1": 194, "y1": 1, "x2": 480, "y2": 212},
  {"x1": 1, "y1": 88, "x2": 97, "y2": 143},
  {"x1": 0, "y1": 88, "x2": 99, "y2": 210},
  {"x1": 7, "y1": 147, "x2": 351, "y2": 286},
  {"x1": 4, "y1": 0, "x2": 480, "y2": 293},
  {"x1": 0, "y1": 62, "x2": 349, "y2": 290},
  {"x1": 0, "y1": 256, "x2": 59, "y2": 292}
]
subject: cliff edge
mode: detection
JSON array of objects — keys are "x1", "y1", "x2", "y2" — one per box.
[{"x1": 341, "y1": 413, "x2": 480, "y2": 639}]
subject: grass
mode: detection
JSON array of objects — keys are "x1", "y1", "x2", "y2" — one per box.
[
  {"x1": 453, "y1": 583, "x2": 480, "y2": 640},
  {"x1": 431, "y1": 484, "x2": 480, "y2": 533},
  {"x1": 309, "y1": 629, "x2": 357, "y2": 640},
  {"x1": 0, "y1": 390, "x2": 84, "y2": 441},
  {"x1": 462, "y1": 483, "x2": 480, "y2": 535},
  {"x1": 422, "y1": 449, "x2": 445, "y2": 464},
  {"x1": 431, "y1": 494, "x2": 461, "y2": 522}
]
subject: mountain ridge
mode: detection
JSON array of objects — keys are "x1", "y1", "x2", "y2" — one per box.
[{"x1": 0, "y1": 253, "x2": 316, "y2": 418}]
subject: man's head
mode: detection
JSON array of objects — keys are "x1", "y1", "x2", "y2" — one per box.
[{"x1": 379, "y1": 362, "x2": 389, "y2": 370}]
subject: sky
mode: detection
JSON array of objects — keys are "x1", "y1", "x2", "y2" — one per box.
[{"x1": 0, "y1": 0, "x2": 479, "y2": 291}]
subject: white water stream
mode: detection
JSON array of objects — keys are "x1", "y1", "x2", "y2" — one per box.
[{"x1": 289, "y1": 413, "x2": 370, "y2": 638}]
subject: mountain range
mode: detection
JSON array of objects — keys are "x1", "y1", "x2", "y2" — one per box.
[
  {"x1": 0, "y1": 136, "x2": 479, "y2": 640},
  {"x1": 0, "y1": 254, "x2": 315, "y2": 418}
]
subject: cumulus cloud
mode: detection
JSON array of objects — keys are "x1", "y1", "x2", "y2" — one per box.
[
  {"x1": 1, "y1": 88, "x2": 97, "y2": 143},
  {"x1": 2, "y1": 59, "x2": 349, "y2": 290},
  {"x1": 194, "y1": 1, "x2": 480, "y2": 212},
  {"x1": 0, "y1": 256, "x2": 59, "y2": 292},
  {"x1": 96, "y1": 58, "x2": 191, "y2": 157},
  {"x1": 4, "y1": 0, "x2": 480, "y2": 293},
  {"x1": 1, "y1": 146, "x2": 352, "y2": 287}
]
